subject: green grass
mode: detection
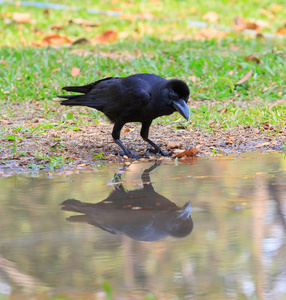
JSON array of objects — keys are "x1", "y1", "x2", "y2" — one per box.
[{"x1": 1, "y1": 0, "x2": 286, "y2": 165}]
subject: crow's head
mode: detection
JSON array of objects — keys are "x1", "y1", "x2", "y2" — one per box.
[{"x1": 166, "y1": 79, "x2": 190, "y2": 120}]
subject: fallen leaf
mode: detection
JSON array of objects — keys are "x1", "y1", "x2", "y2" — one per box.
[
  {"x1": 255, "y1": 142, "x2": 270, "y2": 148},
  {"x1": 71, "y1": 67, "x2": 80, "y2": 77},
  {"x1": 193, "y1": 27, "x2": 227, "y2": 40},
  {"x1": 51, "y1": 68, "x2": 60, "y2": 73},
  {"x1": 167, "y1": 141, "x2": 183, "y2": 150},
  {"x1": 91, "y1": 30, "x2": 117, "y2": 44},
  {"x1": 256, "y1": 33, "x2": 265, "y2": 38},
  {"x1": 42, "y1": 33, "x2": 72, "y2": 45},
  {"x1": 123, "y1": 128, "x2": 130, "y2": 133},
  {"x1": 253, "y1": 128, "x2": 260, "y2": 134},
  {"x1": 255, "y1": 20, "x2": 270, "y2": 28},
  {"x1": 50, "y1": 23, "x2": 63, "y2": 30},
  {"x1": 202, "y1": 11, "x2": 219, "y2": 23},
  {"x1": 245, "y1": 54, "x2": 260, "y2": 64},
  {"x1": 20, "y1": 36, "x2": 27, "y2": 44},
  {"x1": 235, "y1": 70, "x2": 252, "y2": 85},
  {"x1": 120, "y1": 13, "x2": 137, "y2": 21},
  {"x1": 43, "y1": 9, "x2": 50, "y2": 15},
  {"x1": 0, "y1": 12, "x2": 12, "y2": 18},
  {"x1": 4, "y1": 18, "x2": 12, "y2": 25},
  {"x1": 72, "y1": 38, "x2": 90, "y2": 45},
  {"x1": 172, "y1": 148, "x2": 198, "y2": 158},
  {"x1": 260, "y1": 9, "x2": 274, "y2": 19},
  {"x1": 0, "y1": 58, "x2": 8, "y2": 66},
  {"x1": 245, "y1": 22, "x2": 259, "y2": 30},
  {"x1": 140, "y1": 13, "x2": 153, "y2": 21},
  {"x1": 69, "y1": 18, "x2": 99, "y2": 27},
  {"x1": 277, "y1": 27, "x2": 286, "y2": 35},
  {"x1": 233, "y1": 16, "x2": 246, "y2": 31},
  {"x1": 12, "y1": 12, "x2": 31, "y2": 23},
  {"x1": 234, "y1": 16, "x2": 245, "y2": 26},
  {"x1": 270, "y1": 3, "x2": 283, "y2": 13},
  {"x1": 272, "y1": 140, "x2": 278, "y2": 145}
]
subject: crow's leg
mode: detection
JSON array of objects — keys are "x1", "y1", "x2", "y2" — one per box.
[
  {"x1": 140, "y1": 121, "x2": 170, "y2": 156},
  {"x1": 112, "y1": 121, "x2": 148, "y2": 159},
  {"x1": 141, "y1": 161, "x2": 162, "y2": 184}
]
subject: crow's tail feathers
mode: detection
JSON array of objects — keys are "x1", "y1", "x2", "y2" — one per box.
[
  {"x1": 62, "y1": 83, "x2": 93, "y2": 94},
  {"x1": 58, "y1": 94, "x2": 89, "y2": 106}
]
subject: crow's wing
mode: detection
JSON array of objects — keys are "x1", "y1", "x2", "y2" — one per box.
[{"x1": 61, "y1": 77, "x2": 117, "y2": 93}]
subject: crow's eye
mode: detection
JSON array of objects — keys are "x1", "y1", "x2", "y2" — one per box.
[{"x1": 169, "y1": 91, "x2": 177, "y2": 100}]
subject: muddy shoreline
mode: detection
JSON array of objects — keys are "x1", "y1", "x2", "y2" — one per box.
[{"x1": 1, "y1": 101, "x2": 285, "y2": 175}]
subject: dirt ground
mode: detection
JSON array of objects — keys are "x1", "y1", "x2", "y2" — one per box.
[{"x1": 1, "y1": 101, "x2": 285, "y2": 175}]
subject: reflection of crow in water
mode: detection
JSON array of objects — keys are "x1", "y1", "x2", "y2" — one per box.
[{"x1": 61, "y1": 162, "x2": 193, "y2": 241}]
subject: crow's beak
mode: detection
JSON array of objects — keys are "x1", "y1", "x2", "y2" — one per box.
[{"x1": 172, "y1": 99, "x2": 189, "y2": 121}]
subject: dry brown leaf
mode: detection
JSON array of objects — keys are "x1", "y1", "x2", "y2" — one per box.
[
  {"x1": 253, "y1": 128, "x2": 260, "y2": 134},
  {"x1": 193, "y1": 27, "x2": 227, "y2": 40},
  {"x1": 255, "y1": 142, "x2": 270, "y2": 148},
  {"x1": 260, "y1": 9, "x2": 274, "y2": 19},
  {"x1": 235, "y1": 70, "x2": 252, "y2": 85},
  {"x1": 172, "y1": 148, "x2": 198, "y2": 158},
  {"x1": 0, "y1": 58, "x2": 8, "y2": 66},
  {"x1": 140, "y1": 13, "x2": 154, "y2": 21},
  {"x1": 91, "y1": 30, "x2": 117, "y2": 44},
  {"x1": 20, "y1": 36, "x2": 27, "y2": 44},
  {"x1": 12, "y1": 12, "x2": 31, "y2": 23},
  {"x1": 245, "y1": 22, "x2": 259, "y2": 30},
  {"x1": 233, "y1": 16, "x2": 246, "y2": 31},
  {"x1": 245, "y1": 55, "x2": 260, "y2": 64},
  {"x1": 277, "y1": 27, "x2": 286, "y2": 35},
  {"x1": 167, "y1": 141, "x2": 183, "y2": 150},
  {"x1": 50, "y1": 23, "x2": 63, "y2": 30},
  {"x1": 120, "y1": 13, "x2": 137, "y2": 21},
  {"x1": 0, "y1": 12, "x2": 12, "y2": 18},
  {"x1": 272, "y1": 140, "x2": 278, "y2": 145},
  {"x1": 255, "y1": 20, "x2": 270, "y2": 28},
  {"x1": 42, "y1": 33, "x2": 72, "y2": 45},
  {"x1": 69, "y1": 18, "x2": 99, "y2": 27},
  {"x1": 221, "y1": 108, "x2": 227, "y2": 114},
  {"x1": 51, "y1": 68, "x2": 60, "y2": 74},
  {"x1": 202, "y1": 11, "x2": 219, "y2": 23},
  {"x1": 270, "y1": 3, "x2": 283, "y2": 13},
  {"x1": 72, "y1": 38, "x2": 90, "y2": 45},
  {"x1": 43, "y1": 9, "x2": 50, "y2": 15},
  {"x1": 71, "y1": 67, "x2": 80, "y2": 77},
  {"x1": 234, "y1": 16, "x2": 245, "y2": 26}
]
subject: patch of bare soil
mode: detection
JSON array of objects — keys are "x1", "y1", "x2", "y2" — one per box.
[{"x1": 0, "y1": 101, "x2": 285, "y2": 175}]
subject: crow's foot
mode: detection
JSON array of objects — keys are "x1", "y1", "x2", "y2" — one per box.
[
  {"x1": 118, "y1": 152, "x2": 149, "y2": 160},
  {"x1": 146, "y1": 148, "x2": 172, "y2": 157}
]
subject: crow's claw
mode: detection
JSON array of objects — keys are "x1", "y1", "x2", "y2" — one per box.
[
  {"x1": 118, "y1": 152, "x2": 149, "y2": 160},
  {"x1": 147, "y1": 148, "x2": 171, "y2": 157}
]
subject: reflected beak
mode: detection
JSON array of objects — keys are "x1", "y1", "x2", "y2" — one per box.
[
  {"x1": 177, "y1": 201, "x2": 192, "y2": 220},
  {"x1": 172, "y1": 99, "x2": 189, "y2": 121}
]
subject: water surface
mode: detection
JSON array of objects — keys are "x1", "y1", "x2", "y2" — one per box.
[{"x1": 1, "y1": 153, "x2": 286, "y2": 299}]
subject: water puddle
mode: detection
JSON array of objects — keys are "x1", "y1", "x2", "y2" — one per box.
[{"x1": 1, "y1": 152, "x2": 286, "y2": 299}]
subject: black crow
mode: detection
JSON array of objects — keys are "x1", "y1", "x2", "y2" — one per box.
[
  {"x1": 61, "y1": 162, "x2": 193, "y2": 241},
  {"x1": 58, "y1": 73, "x2": 190, "y2": 159}
]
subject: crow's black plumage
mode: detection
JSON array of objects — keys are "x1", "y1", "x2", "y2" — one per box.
[
  {"x1": 58, "y1": 73, "x2": 190, "y2": 158},
  {"x1": 61, "y1": 162, "x2": 193, "y2": 241}
]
